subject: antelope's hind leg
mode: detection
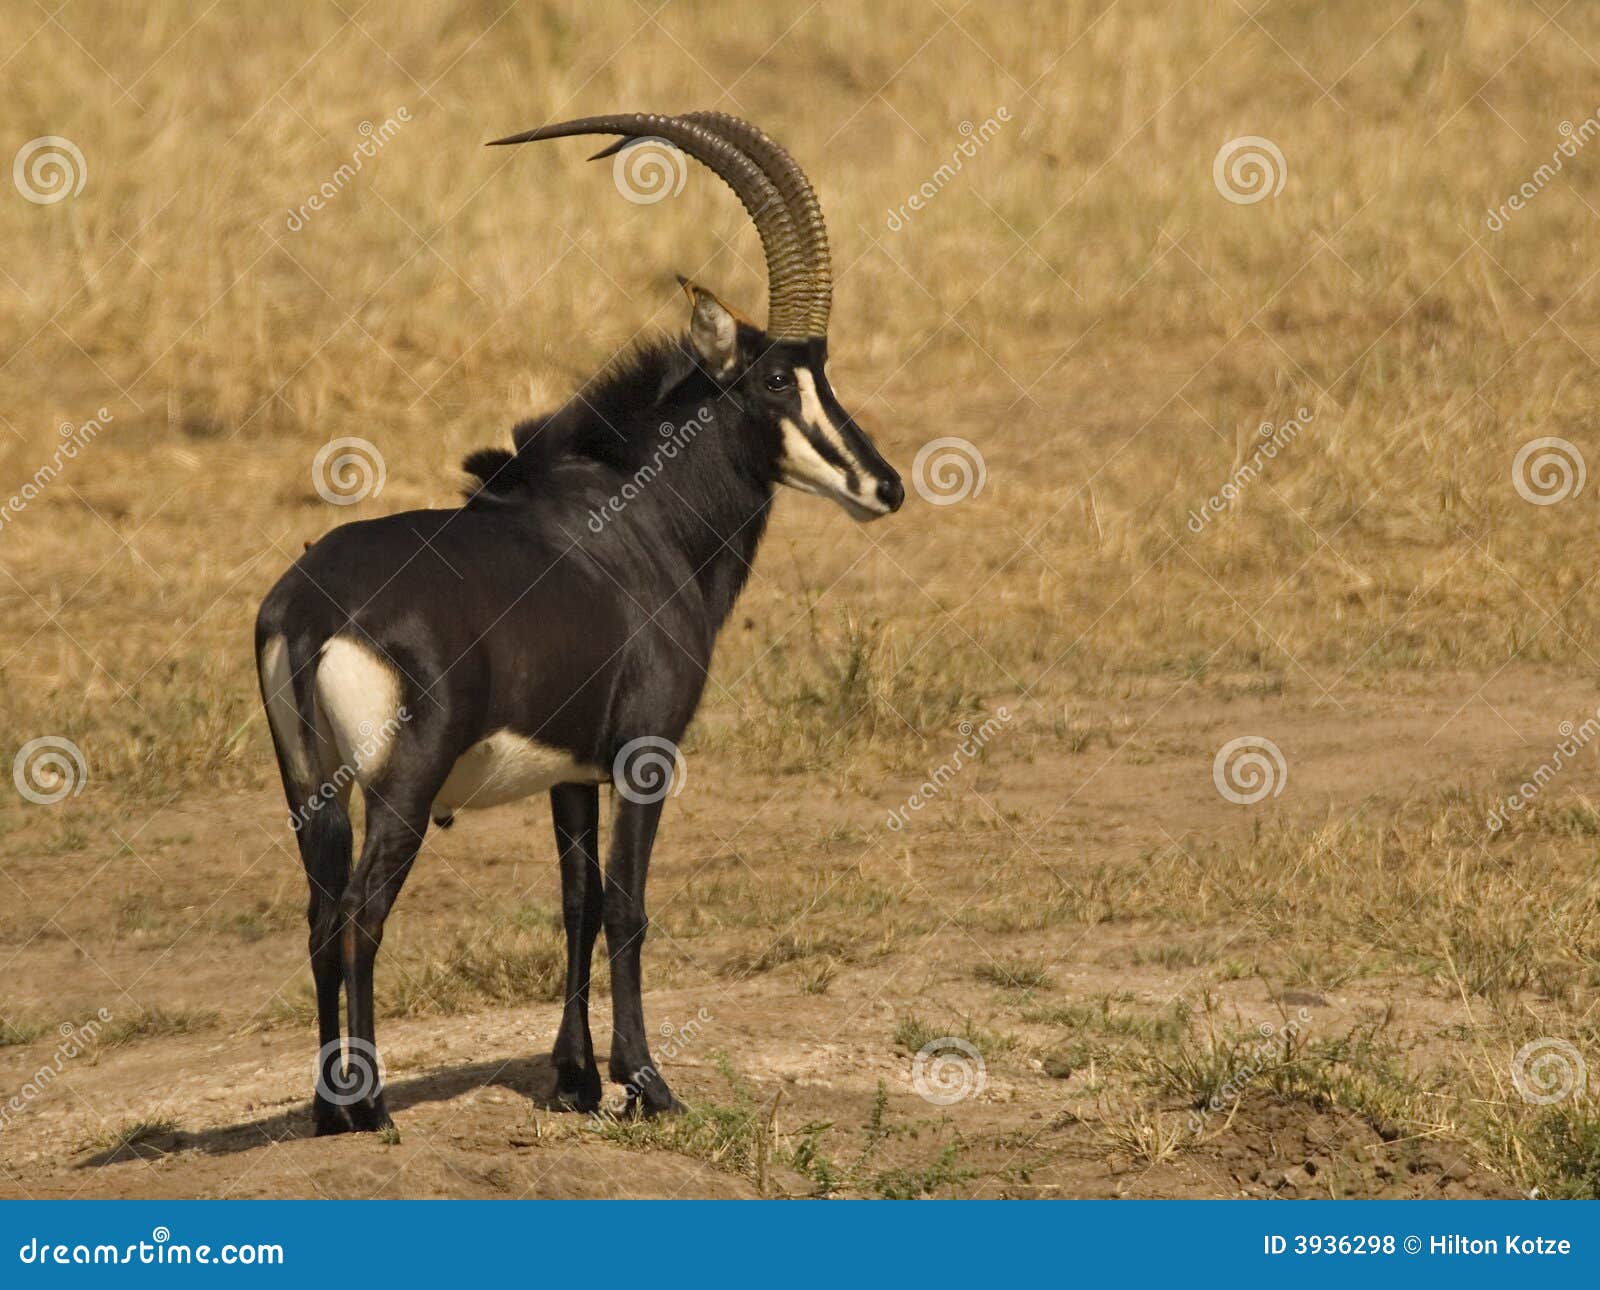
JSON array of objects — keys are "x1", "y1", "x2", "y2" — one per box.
[
  {"x1": 550, "y1": 783, "x2": 604, "y2": 1111},
  {"x1": 296, "y1": 798, "x2": 355, "y2": 1135},
  {"x1": 260, "y1": 634, "x2": 357, "y2": 1136},
  {"x1": 338, "y1": 792, "x2": 430, "y2": 1132}
]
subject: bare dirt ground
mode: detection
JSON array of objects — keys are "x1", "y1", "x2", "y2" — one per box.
[
  {"x1": 1, "y1": 664, "x2": 1581, "y2": 1198},
  {"x1": 8, "y1": 2, "x2": 1600, "y2": 1201}
]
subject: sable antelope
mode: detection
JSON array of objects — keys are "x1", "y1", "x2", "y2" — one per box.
[{"x1": 255, "y1": 111, "x2": 903, "y2": 1132}]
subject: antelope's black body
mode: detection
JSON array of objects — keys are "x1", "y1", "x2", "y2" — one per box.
[{"x1": 256, "y1": 113, "x2": 902, "y2": 1134}]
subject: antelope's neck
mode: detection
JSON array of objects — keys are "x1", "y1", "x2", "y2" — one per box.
[
  {"x1": 604, "y1": 400, "x2": 774, "y2": 637},
  {"x1": 691, "y1": 488, "x2": 773, "y2": 632}
]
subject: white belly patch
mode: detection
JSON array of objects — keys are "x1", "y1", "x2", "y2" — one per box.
[{"x1": 433, "y1": 730, "x2": 604, "y2": 814}]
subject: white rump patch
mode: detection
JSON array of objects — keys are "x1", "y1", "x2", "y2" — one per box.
[
  {"x1": 314, "y1": 637, "x2": 406, "y2": 785},
  {"x1": 433, "y1": 730, "x2": 603, "y2": 814},
  {"x1": 259, "y1": 634, "x2": 313, "y2": 787}
]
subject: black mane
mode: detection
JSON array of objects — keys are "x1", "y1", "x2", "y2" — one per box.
[{"x1": 462, "y1": 335, "x2": 704, "y2": 500}]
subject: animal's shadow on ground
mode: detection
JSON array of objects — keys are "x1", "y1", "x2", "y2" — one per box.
[{"x1": 78, "y1": 1053, "x2": 561, "y2": 1167}]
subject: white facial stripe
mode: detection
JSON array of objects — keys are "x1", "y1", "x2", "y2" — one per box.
[
  {"x1": 795, "y1": 369, "x2": 846, "y2": 455},
  {"x1": 778, "y1": 368, "x2": 887, "y2": 512},
  {"x1": 777, "y1": 415, "x2": 848, "y2": 496}
]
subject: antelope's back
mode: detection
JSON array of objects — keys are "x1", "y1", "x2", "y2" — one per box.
[{"x1": 256, "y1": 505, "x2": 634, "y2": 758}]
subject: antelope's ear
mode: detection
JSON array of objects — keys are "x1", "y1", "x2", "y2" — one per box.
[{"x1": 678, "y1": 275, "x2": 740, "y2": 377}]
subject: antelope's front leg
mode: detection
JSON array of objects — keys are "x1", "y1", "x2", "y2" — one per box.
[
  {"x1": 602, "y1": 793, "x2": 679, "y2": 1116},
  {"x1": 550, "y1": 783, "x2": 603, "y2": 1111}
]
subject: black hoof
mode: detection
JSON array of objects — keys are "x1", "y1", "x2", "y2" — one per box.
[
  {"x1": 621, "y1": 1086, "x2": 683, "y2": 1120},
  {"x1": 344, "y1": 1096, "x2": 393, "y2": 1133},
  {"x1": 312, "y1": 1099, "x2": 355, "y2": 1136},
  {"x1": 556, "y1": 1066, "x2": 603, "y2": 1113}
]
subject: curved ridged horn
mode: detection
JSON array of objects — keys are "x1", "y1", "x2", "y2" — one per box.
[
  {"x1": 487, "y1": 113, "x2": 813, "y2": 340},
  {"x1": 679, "y1": 112, "x2": 831, "y2": 337}
]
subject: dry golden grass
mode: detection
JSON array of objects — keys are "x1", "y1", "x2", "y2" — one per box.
[
  {"x1": 3, "y1": 0, "x2": 1600, "y2": 793},
  {"x1": 6, "y1": 0, "x2": 1600, "y2": 1199}
]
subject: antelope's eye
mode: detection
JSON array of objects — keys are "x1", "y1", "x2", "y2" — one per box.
[{"x1": 764, "y1": 372, "x2": 791, "y2": 393}]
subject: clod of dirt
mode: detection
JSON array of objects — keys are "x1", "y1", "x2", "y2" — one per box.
[{"x1": 1191, "y1": 1096, "x2": 1514, "y2": 1199}]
